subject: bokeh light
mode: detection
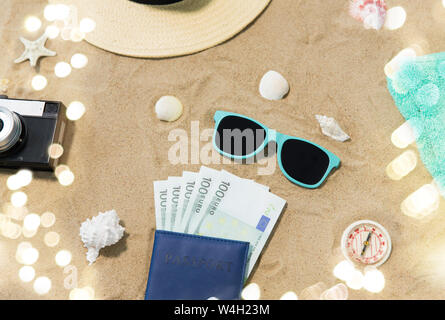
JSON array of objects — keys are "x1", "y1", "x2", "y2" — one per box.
[
  {"x1": 22, "y1": 227, "x2": 37, "y2": 238},
  {"x1": 279, "y1": 291, "x2": 298, "y2": 300},
  {"x1": 320, "y1": 283, "x2": 349, "y2": 300},
  {"x1": 7, "y1": 175, "x2": 22, "y2": 191},
  {"x1": 241, "y1": 283, "x2": 261, "y2": 300},
  {"x1": 44, "y1": 231, "x2": 60, "y2": 247},
  {"x1": 24, "y1": 16, "x2": 42, "y2": 32},
  {"x1": 54, "y1": 4, "x2": 70, "y2": 20},
  {"x1": 55, "y1": 250, "x2": 72, "y2": 267},
  {"x1": 0, "y1": 214, "x2": 9, "y2": 229},
  {"x1": 69, "y1": 286, "x2": 95, "y2": 300},
  {"x1": 66, "y1": 101, "x2": 86, "y2": 121},
  {"x1": 11, "y1": 191, "x2": 28, "y2": 208},
  {"x1": 41, "y1": 212, "x2": 56, "y2": 228},
  {"x1": 70, "y1": 29, "x2": 85, "y2": 42},
  {"x1": 70, "y1": 54, "x2": 88, "y2": 69},
  {"x1": 55, "y1": 165, "x2": 69, "y2": 178},
  {"x1": 391, "y1": 121, "x2": 416, "y2": 149},
  {"x1": 22, "y1": 247, "x2": 39, "y2": 265},
  {"x1": 299, "y1": 282, "x2": 327, "y2": 300},
  {"x1": 45, "y1": 25, "x2": 60, "y2": 39},
  {"x1": 79, "y1": 18, "x2": 96, "y2": 33},
  {"x1": 23, "y1": 213, "x2": 40, "y2": 231},
  {"x1": 44, "y1": 4, "x2": 58, "y2": 21},
  {"x1": 31, "y1": 75, "x2": 47, "y2": 91},
  {"x1": 17, "y1": 169, "x2": 33, "y2": 187},
  {"x1": 385, "y1": 48, "x2": 417, "y2": 79},
  {"x1": 19, "y1": 266, "x2": 35, "y2": 282},
  {"x1": 384, "y1": 6, "x2": 407, "y2": 30},
  {"x1": 7, "y1": 170, "x2": 33, "y2": 190},
  {"x1": 363, "y1": 268, "x2": 385, "y2": 293},
  {"x1": 33, "y1": 277, "x2": 51, "y2": 295},
  {"x1": 48, "y1": 143, "x2": 64, "y2": 159},
  {"x1": 4, "y1": 204, "x2": 28, "y2": 221},
  {"x1": 346, "y1": 269, "x2": 364, "y2": 290},
  {"x1": 401, "y1": 183, "x2": 440, "y2": 219},
  {"x1": 333, "y1": 260, "x2": 355, "y2": 281},
  {"x1": 54, "y1": 62, "x2": 72, "y2": 78},
  {"x1": 2, "y1": 221, "x2": 22, "y2": 239},
  {"x1": 386, "y1": 150, "x2": 417, "y2": 180},
  {"x1": 58, "y1": 169, "x2": 75, "y2": 186},
  {"x1": 16, "y1": 242, "x2": 32, "y2": 264}
]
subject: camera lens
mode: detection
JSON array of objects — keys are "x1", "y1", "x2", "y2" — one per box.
[{"x1": 0, "y1": 106, "x2": 23, "y2": 152}]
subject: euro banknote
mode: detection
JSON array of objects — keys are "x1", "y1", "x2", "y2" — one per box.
[
  {"x1": 153, "y1": 166, "x2": 286, "y2": 275},
  {"x1": 164, "y1": 176, "x2": 182, "y2": 231},
  {"x1": 153, "y1": 180, "x2": 168, "y2": 230}
]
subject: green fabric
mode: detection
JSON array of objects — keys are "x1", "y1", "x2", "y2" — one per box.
[{"x1": 387, "y1": 52, "x2": 445, "y2": 195}]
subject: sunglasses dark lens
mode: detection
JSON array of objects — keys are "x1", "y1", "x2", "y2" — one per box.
[
  {"x1": 215, "y1": 116, "x2": 267, "y2": 157},
  {"x1": 280, "y1": 139, "x2": 330, "y2": 185}
]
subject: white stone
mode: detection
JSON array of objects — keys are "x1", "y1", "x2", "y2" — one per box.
[
  {"x1": 155, "y1": 96, "x2": 183, "y2": 122},
  {"x1": 259, "y1": 70, "x2": 289, "y2": 101}
]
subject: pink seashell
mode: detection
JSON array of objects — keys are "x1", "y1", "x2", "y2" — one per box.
[{"x1": 349, "y1": 0, "x2": 387, "y2": 30}]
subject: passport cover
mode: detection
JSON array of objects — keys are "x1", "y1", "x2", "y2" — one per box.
[{"x1": 145, "y1": 230, "x2": 249, "y2": 300}]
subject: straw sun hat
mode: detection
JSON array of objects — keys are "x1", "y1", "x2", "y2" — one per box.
[{"x1": 52, "y1": 0, "x2": 271, "y2": 58}]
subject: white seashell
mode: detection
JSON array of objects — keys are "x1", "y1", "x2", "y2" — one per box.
[
  {"x1": 155, "y1": 96, "x2": 183, "y2": 122},
  {"x1": 79, "y1": 209, "x2": 125, "y2": 265},
  {"x1": 320, "y1": 283, "x2": 349, "y2": 300},
  {"x1": 316, "y1": 115, "x2": 350, "y2": 142},
  {"x1": 259, "y1": 70, "x2": 289, "y2": 101}
]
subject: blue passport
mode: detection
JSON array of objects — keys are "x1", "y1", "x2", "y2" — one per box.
[{"x1": 145, "y1": 230, "x2": 249, "y2": 300}]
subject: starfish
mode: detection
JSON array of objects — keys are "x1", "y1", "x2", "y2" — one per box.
[{"x1": 14, "y1": 33, "x2": 56, "y2": 67}]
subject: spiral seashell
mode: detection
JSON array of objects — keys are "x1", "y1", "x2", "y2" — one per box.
[{"x1": 79, "y1": 209, "x2": 125, "y2": 264}]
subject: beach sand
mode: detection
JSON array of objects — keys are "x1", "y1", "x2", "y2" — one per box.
[{"x1": 1, "y1": 0, "x2": 445, "y2": 299}]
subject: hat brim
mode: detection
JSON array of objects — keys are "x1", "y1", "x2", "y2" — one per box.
[{"x1": 52, "y1": 0, "x2": 271, "y2": 58}]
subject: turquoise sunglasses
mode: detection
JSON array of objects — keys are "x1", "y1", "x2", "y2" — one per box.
[{"x1": 213, "y1": 111, "x2": 341, "y2": 189}]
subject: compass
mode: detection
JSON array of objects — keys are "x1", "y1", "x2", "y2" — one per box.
[{"x1": 341, "y1": 220, "x2": 391, "y2": 267}]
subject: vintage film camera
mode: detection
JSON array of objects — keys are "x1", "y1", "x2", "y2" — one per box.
[{"x1": 0, "y1": 96, "x2": 66, "y2": 171}]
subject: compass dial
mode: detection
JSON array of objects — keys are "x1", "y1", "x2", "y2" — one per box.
[{"x1": 341, "y1": 220, "x2": 391, "y2": 267}]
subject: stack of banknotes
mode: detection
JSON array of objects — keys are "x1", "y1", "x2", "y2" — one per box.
[{"x1": 153, "y1": 166, "x2": 286, "y2": 276}]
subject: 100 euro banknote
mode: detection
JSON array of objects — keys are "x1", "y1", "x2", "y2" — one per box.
[{"x1": 190, "y1": 170, "x2": 286, "y2": 276}]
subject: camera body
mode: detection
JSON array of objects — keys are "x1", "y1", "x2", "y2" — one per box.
[{"x1": 0, "y1": 96, "x2": 66, "y2": 171}]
